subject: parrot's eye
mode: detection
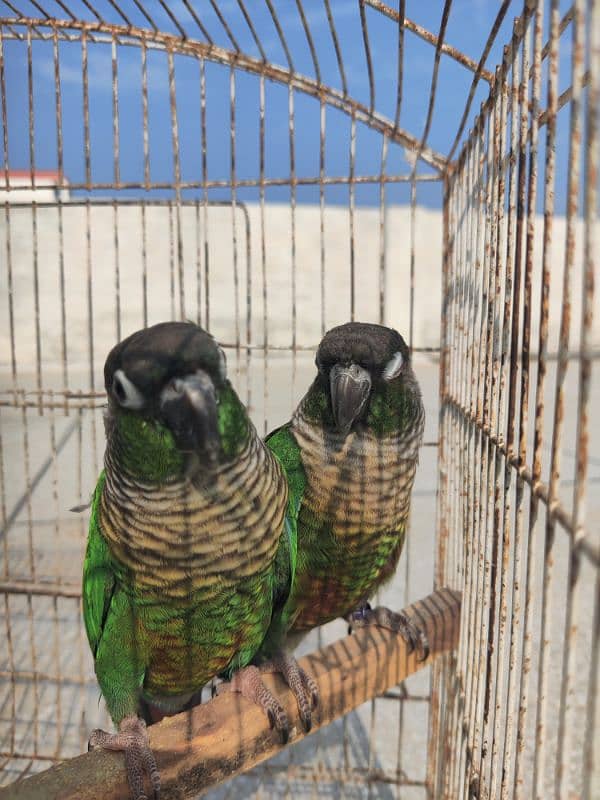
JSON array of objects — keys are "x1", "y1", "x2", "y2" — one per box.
[
  {"x1": 382, "y1": 351, "x2": 404, "y2": 381},
  {"x1": 112, "y1": 369, "x2": 145, "y2": 409}
]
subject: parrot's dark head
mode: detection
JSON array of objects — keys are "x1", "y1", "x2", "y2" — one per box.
[
  {"x1": 308, "y1": 322, "x2": 420, "y2": 437},
  {"x1": 103, "y1": 322, "x2": 248, "y2": 479}
]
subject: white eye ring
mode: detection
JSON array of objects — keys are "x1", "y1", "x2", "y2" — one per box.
[
  {"x1": 383, "y1": 351, "x2": 404, "y2": 381},
  {"x1": 217, "y1": 346, "x2": 227, "y2": 381},
  {"x1": 112, "y1": 369, "x2": 145, "y2": 409}
]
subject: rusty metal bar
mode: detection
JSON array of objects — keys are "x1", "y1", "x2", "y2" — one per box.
[
  {"x1": 534, "y1": 1, "x2": 585, "y2": 793},
  {"x1": 446, "y1": 1, "x2": 513, "y2": 162},
  {"x1": 358, "y1": 0, "x2": 375, "y2": 114},
  {"x1": 323, "y1": 0, "x2": 347, "y2": 96},
  {"x1": 0, "y1": 173, "x2": 439, "y2": 191},
  {"x1": 364, "y1": 0, "x2": 494, "y2": 83},
  {"x1": 348, "y1": 112, "x2": 356, "y2": 321}
]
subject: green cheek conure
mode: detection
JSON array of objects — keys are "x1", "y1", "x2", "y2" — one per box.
[
  {"x1": 263, "y1": 322, "x2": 428, "y2": 657},
  {"x1": 83, "y1": 321, "x2": 317, "y2": 800}
]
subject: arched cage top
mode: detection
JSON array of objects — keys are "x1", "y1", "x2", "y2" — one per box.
[{"x1": 0, "y1": 0, "x2": 511, "y2": 199}]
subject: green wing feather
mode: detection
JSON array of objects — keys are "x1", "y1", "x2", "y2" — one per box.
[
  {"x1": 256, "y1": 424, "x2": 306, "y2": 657},
  {"x1": 83, "y1": 471, "x2": 146, "y2": 723},
  {"x1": 82, "y1": 471, "x2": 115, "y2": 656}
]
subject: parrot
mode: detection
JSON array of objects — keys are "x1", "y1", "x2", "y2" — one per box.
[
  {"x1": 83, "y1": 321, "x2": 317, "y2": 800},
  {"x1": 262, "y1": 321, "x2": 428, "y2": 655}
]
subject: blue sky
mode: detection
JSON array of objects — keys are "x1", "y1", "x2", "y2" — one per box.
[{"x1": 1, "y1": 0, "x2": 579, "y2": 209}]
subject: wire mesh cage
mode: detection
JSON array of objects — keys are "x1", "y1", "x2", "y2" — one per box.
[{"x1": 0, "y1": 1, "x2": 598, "y2": 798}]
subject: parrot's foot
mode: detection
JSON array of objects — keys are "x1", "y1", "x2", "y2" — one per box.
[
  {"x1": 347, "y1": 603, "x2": 430, "y2": 661},
  {"x1": 88, "y1": 715, "x2": 160, "y2": 800},
  {"x1": 260, "y1": 652, "x2": 319, "y2": 734},
  {"x1": 219, "y1": 665, "x2": 291, "y2": 743}
]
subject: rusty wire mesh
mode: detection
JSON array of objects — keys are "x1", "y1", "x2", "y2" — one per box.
[{"x1": 0, "y1": 1, "x2": 598, "y2": 798}]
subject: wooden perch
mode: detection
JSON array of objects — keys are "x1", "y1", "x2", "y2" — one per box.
[{"x1": 1, "y1": 588, "x2": 460, "y2": 800}]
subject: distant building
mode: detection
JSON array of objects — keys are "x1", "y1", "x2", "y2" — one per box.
[{"x1": 0, "y1": 170, "x2": 70, "y2": 204}]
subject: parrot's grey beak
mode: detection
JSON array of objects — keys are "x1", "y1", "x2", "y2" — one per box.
[
  {"x1": 160, "y1": 370, "x2": 220, "y2": 464},
  {"x1": 329, "y1": 363, "x2": 372, "y2": 436}
]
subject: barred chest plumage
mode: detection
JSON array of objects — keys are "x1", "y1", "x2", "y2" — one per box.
[
  {"x1": 100, "y1": 425, "x2": 288, "y2": 601},
  {"x1": 290, "y1": 401, "x2": 424, "y2": 543}
]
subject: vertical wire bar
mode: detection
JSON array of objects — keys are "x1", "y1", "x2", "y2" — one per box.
[
  {"x1": 487, "y1": 28, "x2": 523, "y2": 797},
  {"x1": 142, "y1": 37, "x2": 150, "y2": 190},
  {"x1": 242, "y1": 206, "x2": 252, "y2": 415},
  {"x1": 295, "y1": 0, "x2": 321, "y2": 84},
  {"x1": 319, "y1": 98, "x2": 326, "y2": 336},
  {"x1": 229, "y1": 67, "x2": 241, "y2": 380},
  {"x1": 534, "y1": 3, "x2": 584, "y2": 793},
  {"x1": 413, "y1": 0, "x2": 452, "y2": 174},
  {"x1": 323, "y1": 0, "x2": 347, "y2": 95},
  {"x1": 195, "y1": 200, "x2": 201, "y2": 325},
  {"x1": 485, "y1": 65, "x2": 511, "y2": 792},
  {"x1": 76, "y1": 408, "x2": 88, "y2": 754},
  {"x1": 456, "y1": 119, "x2": 484, "y2": 799},
  {"x1": 408, "y1": 180, "x2": 416, "y2": 349},
  {"x1": 377, "y1": 135, "x2": 388, "y2": 325},
  {"x1": 48, "y1": 403, "x2": 62, "y2": 757},
  {"x1": 141, "y1": 38, "x2": 149, "y2": 327},
  {"x1": 515, "y1": 18, "x2": 541, "y2": 799},
  {"x1": 453, "y1": 112, "x2": 486, "y2": 796},
  {"x1": 236, "y1": 0, "x2": 267, "y2": 62},
  {"x1": 349, "y1": 113, "x2": 356, "y2": 321},
  {"x1": 446, "y1": 122, "x2": 477, "y2": 796},
  {"x1": 82, "y1": 30, "x2": 98, "y2": 475},
  {"x1": 446, "y1": 0, "x2": 512, "y2": 162},
  {"x1": 442, "y1": 165, "x2": 460, "y2": 796},
  {"x1": 579, "y1": 3, "x2": 599, "y2": 797},
  {"x1": 27, "y1": 28, "x2": 42, "y2": 413},
  {"x1": 493, "y1": 18, "x2": 530, "y2": 794},
  {"x1": 0, "y1": 410, "x2": 15, "y2": 763},
  {"x1": 358, "y1": 0, "x2": 376, "y2": 113},
  {"x1": 394, "y1": 0, "x2": 405, "y2": 130},
  {"x1": 512, "y1": 5, "x2": 558, "y2": 793},
  {"x1": 199, "y1": 58, "x2": 210, "y2": 331},
  {"x1": 461, "y1": 122, "x2": 486, "y2": 792},
  {"x1": 3, "y1": 592, "x2": 16, "y2": 756},
  {"x1": 1, "y1": 30, "x2": 17, "y2": 395},
  {"x1": 140, "y1": 202, "x2": 148, "y2": 327},
  {"x1": 19, "y1": 403, "x2": 40, "y2": 755},
  {"x1": 431, "y1": 170, "x2": 452, "y2": 797},
  {"x1": 448, "y1": 166, "x2": 462, "y2": 606},
  {"x1": 500, "y1": 7, "x2": 542, "y2": 797},
  {"x1": 168, "y1": 48, "x2": 185, "y2": 320},
  {"x1": 207, "y1": 0, "x2": 240, "y2": 52},
  {"x1": 556, "y1": 0, "x2": 590, "y2": 793},
  {"x1": 179, "y1": 0, "x2": 213, "y2": 43},
  {"x1": 0, "y1": 26, "x2": 8, "y2": 192},
  {"x1": 451, "y1": 162, "x2": 467, "y2": 795},
  {"x1": 436, "y1": 180, "x2": 454, "y2": 578},
  {"x1": 466, "y1": 102, "x2": 496, "y2": 798},
  {"x1": 111, "y1": 34, "x2": 120, "y2": 187},
  {"x1": 288, "y1": 84, "x2": 297, "y2": 400},
  {"x1": 259, "y1": 74, "x2": 268, "y2": 434},
  {"x1": 111, "y1": 36, "x2": 121, "y2": 342},
  {"x1": 52, "y1": 28, "x2": 68, "y2": 411},
  {"x1": 168, "y1": 202, "x2": 175, "y2": 320},
  {"x1": 394, "y1": 163, "x2": 420, "y2": 794}
]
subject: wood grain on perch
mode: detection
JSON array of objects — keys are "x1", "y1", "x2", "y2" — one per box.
[{"x1": 0, "y1": 588, "x2": 460, "y2": 800}]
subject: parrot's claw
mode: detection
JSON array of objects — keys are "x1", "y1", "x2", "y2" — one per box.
[
  {"x1": 346, "y1": 604, "x2": 430, "y2": 662},
  {"x1": 88, "y1": 715, "x2": 160, "y2": 800},
  {"x1": 219, "y1": 665, "x2": 291, "y2": 743},
  {"x1": 260, "y1": 652, "x2": 319, "y2": 733}
]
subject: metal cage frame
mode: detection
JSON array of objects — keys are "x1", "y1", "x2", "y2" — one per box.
[{"x1": 0, "y1": 1, "x2": 598, "y2": 798}]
